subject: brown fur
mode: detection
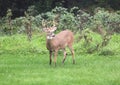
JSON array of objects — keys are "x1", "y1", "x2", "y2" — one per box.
[{"x1": 46, "y1": 30, "x2": 75, "y2": 66}]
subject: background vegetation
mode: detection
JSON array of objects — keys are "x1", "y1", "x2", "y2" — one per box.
[
  {"x1": 0, "y1": 0, "x2": 120, "y2": 85},
  {"x1": 0, "y1": 0, "x2": 120, "y2": 18}
]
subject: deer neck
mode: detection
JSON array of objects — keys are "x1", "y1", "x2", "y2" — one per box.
[{"x1": 46, "y1": 33, "x2": 56, "y2": 51}]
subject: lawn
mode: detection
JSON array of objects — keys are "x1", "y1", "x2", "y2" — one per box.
[{"x1": 0, "y1": 34, "x2": 120, "y2": 85}]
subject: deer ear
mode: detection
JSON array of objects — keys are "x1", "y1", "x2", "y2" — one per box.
[{"x1": 43, "y1": 28, "x2": 49, "y2": 33}]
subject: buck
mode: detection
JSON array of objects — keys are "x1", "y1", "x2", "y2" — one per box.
[{"x1": 43, "y1": 24, "x2": 75, "y2": 66}]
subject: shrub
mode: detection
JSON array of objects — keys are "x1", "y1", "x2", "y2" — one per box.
[{"x1": 91, "y1": 8, "x2": 120, "y2": 33}]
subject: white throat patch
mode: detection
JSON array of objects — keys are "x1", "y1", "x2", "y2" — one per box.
[{"x1": 47, "y1": 36, "x2": 53, "y2": 39}]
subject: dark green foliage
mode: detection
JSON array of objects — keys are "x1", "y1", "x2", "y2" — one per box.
[
  {"x1": 1, "y1": 7, "x2": 120, "y2": 35},
  {"x1": 99, "y1": 50, "x2": 115, "y2": 56},
  {"x1": 0, "y1": 9, "x2": 13, "y2": 35},
  {"x1": 0, "y1": 0, "x2": 119, "y2": 18},
  {"x1": 91, "y1": 8, "x2": 120, "y2": 33}
]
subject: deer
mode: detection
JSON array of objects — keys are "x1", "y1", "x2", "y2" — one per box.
[{"x1": 42, "y1": 20, "x2": 75, "y2": 66}]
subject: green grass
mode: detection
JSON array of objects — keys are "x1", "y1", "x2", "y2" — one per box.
[{"x1": 0, "y1": 33, "x2": 120, "y2": 85}]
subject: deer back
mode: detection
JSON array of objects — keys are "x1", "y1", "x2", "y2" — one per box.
[{"x1": 46, "y1": 30, "x2": 74, "y2": 51}]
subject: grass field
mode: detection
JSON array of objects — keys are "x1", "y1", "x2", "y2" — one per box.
[{"x1": 0, "y1": 33, "x2": 120, "y2": 85}]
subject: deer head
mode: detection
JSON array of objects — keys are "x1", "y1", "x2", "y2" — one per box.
[{"x1": 42, "y1": 19, "x2": 57, "y2": 39}]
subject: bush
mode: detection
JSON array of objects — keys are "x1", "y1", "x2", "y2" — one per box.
[
  {"x1": 1, "y1": 7, "x2": 119, "y2": 35},
  {"x1": 91, "y1": 8, "x2": 120, "y2": 33}
]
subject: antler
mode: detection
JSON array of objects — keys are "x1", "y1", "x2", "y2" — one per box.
[
  {"x1": 42, "y1": 18, "x2": 58, "y2": 33},
  {"x1": 52, "y1": 14, "x2": 60, "y2": 30},
  {"x1": 48, "y1": 19, "x2": 57, "y2": 32},
  {"x1": 42, "y1": 19, "x2": 45, "y2": 27}
]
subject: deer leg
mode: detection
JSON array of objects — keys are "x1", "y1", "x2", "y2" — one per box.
[
  {"x1": 49, "y1": 51, "x2": 52, "y2": 65},
  {"x1": 62, "y1": 48, "x2": 67, "y2": 64},
  {"x1": 68, "y1": 45, "x2": 75, "y2": 64},
  {"x1": 54, "y1": 50, "x2": 58, "y2": 66}
]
